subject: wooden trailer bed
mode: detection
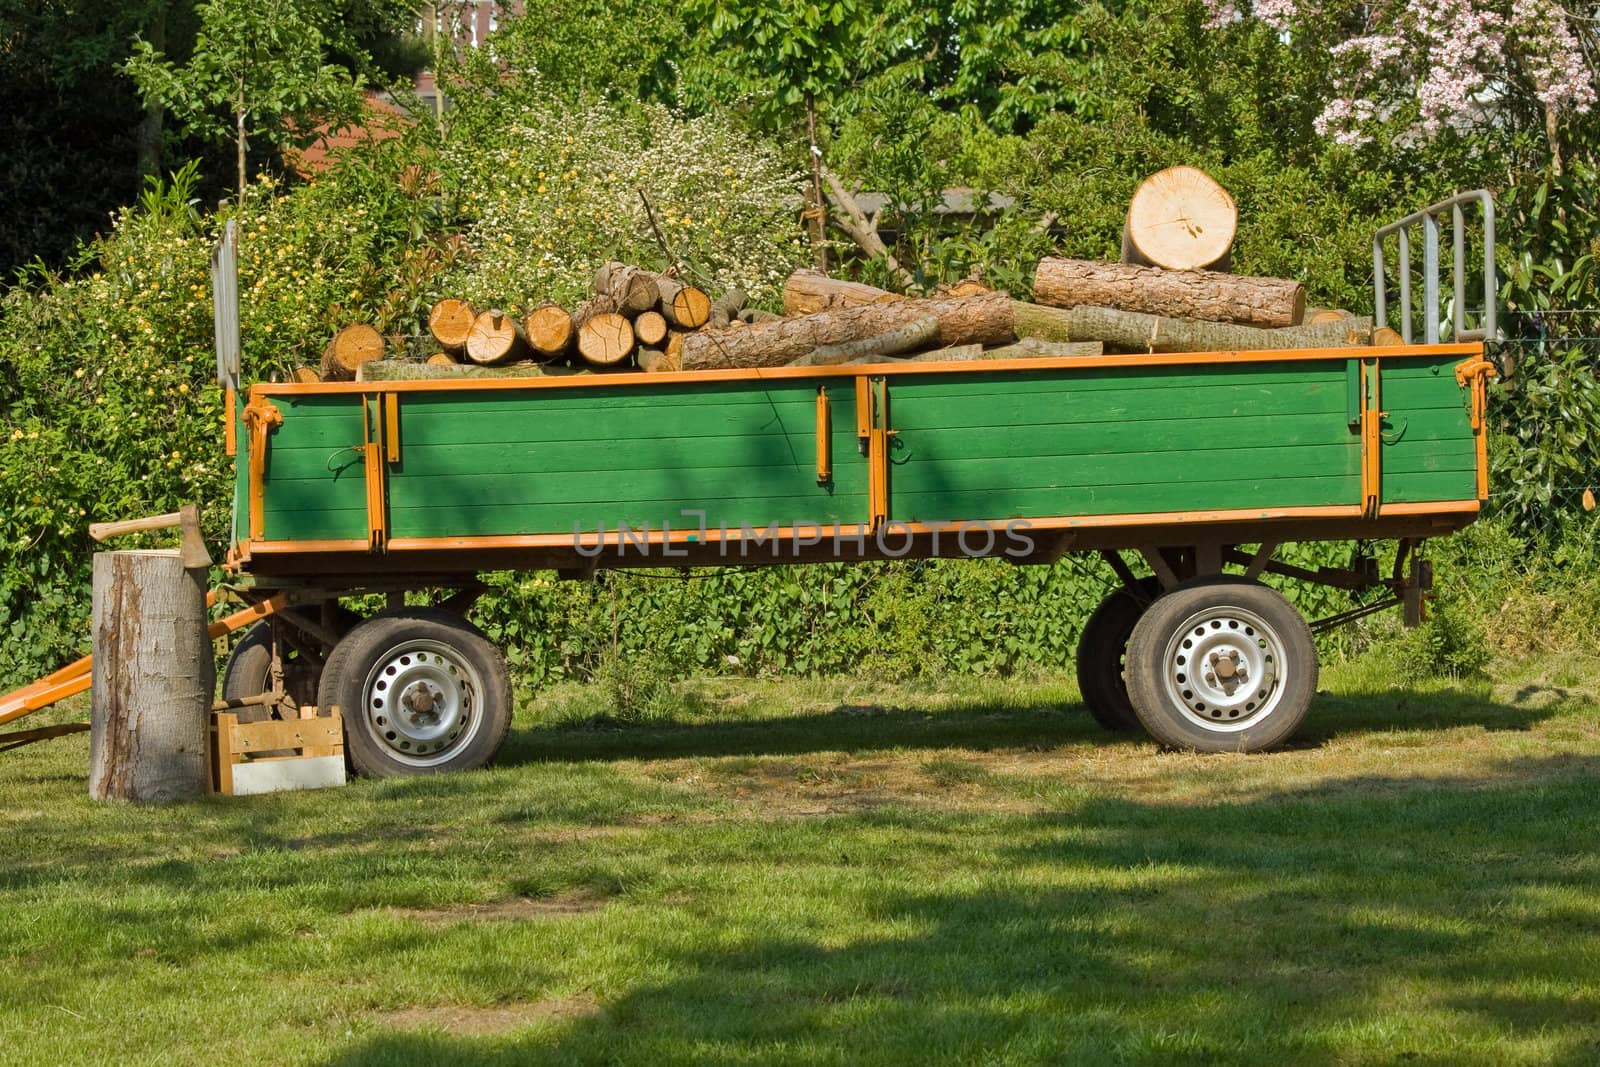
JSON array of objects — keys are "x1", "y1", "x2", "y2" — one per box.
[{"x1": 228, "y1": 342, "x2": 1492, "y2": 578}]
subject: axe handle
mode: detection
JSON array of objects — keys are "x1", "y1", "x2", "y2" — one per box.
[{"x1": 89, "y1": 511, "x2": 184, "y2": 543}]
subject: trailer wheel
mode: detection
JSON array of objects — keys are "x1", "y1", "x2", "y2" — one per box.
[
  {"x1": 318, "y1": 608, "x2": 512, "y2": 778},
  {"x1": 221, "y1": 608, "x2": 358, "y2": 723},
  {"x1": 1076, "y1": 577, "x2": 1162, "y2": 732},
  {"x1": 1125, "y1": 578, "x2": 1316, "y2": 753}
]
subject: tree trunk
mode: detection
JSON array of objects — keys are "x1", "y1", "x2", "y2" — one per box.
[
  {"x1": 135, "y1": 3, "x2": 167, "y2": 180},
  {"x1": 319, "y1": 324, "x2": 385, "y2": 381},
  {"x1": 1065, "y1": 306, "x2": 1370, "y2": 353},
  {"x1": 524, "y1": 302, "x2": 574, "y2": 360},
  {"x1": 594, "y1": 262, "x2": 662, "y2": 315},
  {"x1": 90, "y1": 550, "x2": 212, "y2": 803},
  {"x1": 782, "y1": 269, "x2": 905, "y2": 315},
  {"x1": 633, "y1": 309, "x2": 668, "y2": 347},
  {"x1": 1121, "y1": 166, "x2": 1237, "y2": 271},
  {"x1": 820, "y1": 164, "x2": 918, "y2": 290},
  {"x1": 425, "y1": 352, "x2": 457, "y2": 366},
  {"x1": 1033, "y1": 258, "x2": 1305, "y2": 327},
  {"x1": 291, "y1": 365, "x2": 321, "y2": 383},
  {"x1": 428, "y1": 298, "x2": 476, "y2": 352},
  {"x1": 679, "y1": 291, "x2": 1015, "y2": 370},
  {"x1": 577, "y1": 312, "x2": 636, "y2": 366},
  {"x1": 657, "y1": 278, "x2": 712, "y2": 328},
  {"x1": 1372, "y1": 325, "x2": 1404, "y2": 346},
  {"x1": 465, "y1": 309, "x2": 529, "y2": 365}
]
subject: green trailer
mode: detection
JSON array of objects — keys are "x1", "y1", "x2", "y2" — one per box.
[{"x1": 199, "y1": 192, "x2": 1497, "y2": 773}]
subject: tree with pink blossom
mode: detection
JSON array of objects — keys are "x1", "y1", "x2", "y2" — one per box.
[{"x1": 1202, "y1": 0, "x2": 1597, "y2": 169}]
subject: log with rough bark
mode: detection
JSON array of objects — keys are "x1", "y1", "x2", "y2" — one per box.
[
  {"x1": 633, "y1": 310, "x2": 668, "y2": 347},
  {"x1": 524, "y1": 302, "x2": 574, "y2": 360},
  {"x1": 595, "y1": 262, "x2": 662, "y2": 315},
  {"x1": 465, "y1": 309, "x2": 530, "y2": 365},
  {"x1": 1066, "y1": 306, "x2": 1370, "y2": 353},
  {"x1": 577, "y1": 311, "x2": 636, "y2": 366},
  {"x1": 708, "y1": 287, "x2": 748, "y2": 328},
  {"x1": 657, "y1": 277, "x2": 712, "y2": 329},
  {"x1": 790, "y1": 316, "x2": 940, "y2": 367},
  {"x1": 291, "y1": 365, "x2": 321, "y2": 383},
  {"x1": 1033, "y1": 258, "x2": 1305, "y2": 328},
  {"x1": 849, "y1": 339, "x2": 1104, "y2": 365},
  {"x1": 319, "y1": 324, "x2": 385, "y2": 381},
  {"x1": 739, "y1": 308, "x2": 782, "y2": 324},
  {"x1": 426, "y1": 352, "x2": 457, "y2": 366},
  {"x1": 1120, "y1": 166, "x2": 1237, "y2": 272},
  {"x1": 360, "y1": 360, "x2": 588, "y2": 381},
  {"x1": 982, "y1": 339, "x2": 1105, "y2": 359},
  {"x1": 782, "y1": 268, "x2": 904, "y2": 315},
  {"x1": 89, "y1": 549, "x2": 212, "y2": 803},
  {"x1": 1009, "y1": 301, "x2": 1079, "y2": 343},
  {"x1": 428, "y1": 298, "x2": 476, "y2": 352},
  {"x1": 679, "y1": 291, "x2": 1014, "y2": 370}
]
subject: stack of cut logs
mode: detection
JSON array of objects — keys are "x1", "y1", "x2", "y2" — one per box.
[{"x1": 309, "y1": 166, "x2": 1397, "y2": 384}]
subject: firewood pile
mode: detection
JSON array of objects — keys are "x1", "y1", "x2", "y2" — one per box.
[{"x1": 305, "y1": 166, "x2": 1388, "y2": 385}]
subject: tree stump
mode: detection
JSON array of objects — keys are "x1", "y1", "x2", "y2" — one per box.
[{"x1": 90, "y1": 550, "x2": 213, "y2": 803}]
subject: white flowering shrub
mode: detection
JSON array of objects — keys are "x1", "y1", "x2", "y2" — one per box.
[{"x1": 440, "y1": 100, "x2": 808, "y2": 310}]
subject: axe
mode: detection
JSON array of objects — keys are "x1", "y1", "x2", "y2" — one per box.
[{"x1": 89, "y1": 502, "x2": 213, "y2": 570}]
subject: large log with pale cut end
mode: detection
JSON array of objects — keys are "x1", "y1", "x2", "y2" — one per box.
[
  {"x1": 657, "y1": 278, "x2": 712, "y2": 329},
  {"x1": 524, "y1": 302, "x2": 573, "y2": 360},
  {"x1": 319, "y1": 324, "x2": 385, "y2": 381},
  {"x1": 595, "y1": 262, "x2": 662, "y2": 315},
  {"x1": 1067, "y1": 306, "x2": 1370, "y2": 353},
  {"x1": 782, "y1": 269, "x2": 905, "y2": 316},
  {"x1": 1121, "y1": 166, "x2": 1237, "y2": 272},
  {"x1": 578, "y1": 312, "x2": 635, "y2": 366},
  {"x1": 90, "y1": 550, "x2": 212, "y2": 803},
  {"x1": 679, "y1": 291, "x2": 1015, "y2": 371},
  {"x1": 465, "y1": 309, "x2": 529, "y2": 365},
  {"x1": 1033, "y1": 258, "x2": 1305, "y2": 328},
  {"x1": 428, "y1": 298, "x2": 476, "y2": 352}
]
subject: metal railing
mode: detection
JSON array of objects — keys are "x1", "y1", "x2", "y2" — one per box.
[
  {"x1": 1373, "y1": 189, "x2": 1496, "y2": 344},
  {"x1": 211, "y1": 219, "x2": 240, "y2": 392}
]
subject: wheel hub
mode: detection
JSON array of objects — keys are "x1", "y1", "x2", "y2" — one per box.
[
  {"x1": 1163, "y1": 606, "x2": 1284, "y2": 732},
  {"x1": 363, "y1": 641, "x2": 480, "y2": 763}
]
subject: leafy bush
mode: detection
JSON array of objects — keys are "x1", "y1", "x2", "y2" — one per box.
[{"x1": 439, "y1": 99, "x2": 807, "y2": 309}]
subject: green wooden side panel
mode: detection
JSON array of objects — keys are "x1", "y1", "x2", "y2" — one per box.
[
  {"x1": 257, "y1": 382, "x2": 867, "y2": 542},
  {"x1": 1376, "y1": 356, "x2": 1478, "y2": 503},
  {"x1": 887, "y1": 362, "x2": 1362, "y2": 522},
  {"x1": 242, "y1": 353, "x2": 1480, "y2": 545}
]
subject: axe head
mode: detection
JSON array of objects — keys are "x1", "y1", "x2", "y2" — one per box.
[{"x1": 177, "y1": 503, "x2": 213, "y2": 570}]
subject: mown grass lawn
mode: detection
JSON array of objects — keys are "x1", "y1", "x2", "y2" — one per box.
[{"x1": 3, "y1": 657, "x2": 1600, "y2": 1066}]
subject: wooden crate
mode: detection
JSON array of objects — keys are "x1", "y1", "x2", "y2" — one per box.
[{"x1": 211, "y1": 707, "x2": 346, "y2": 796}]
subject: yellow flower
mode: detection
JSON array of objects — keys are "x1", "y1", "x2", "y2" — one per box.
[{"x1": 178, "y1": 383, "x2": 190, "y2": 395}]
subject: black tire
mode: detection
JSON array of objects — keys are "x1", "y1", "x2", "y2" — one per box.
[
  {"x1": 1076, "y1": 577, "x2": 1163, "y2": 732},
  {"x1": 1125, "y1": 577, "x2": 1317, "y2": 753},
  {"x1": 318, "y1": 607, "x2": 512, "y2": 778},
  {"x1": 221, "y1": 608, "x2": 358, "y2": 723}
]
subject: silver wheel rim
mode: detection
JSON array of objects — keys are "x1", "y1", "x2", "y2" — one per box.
[
  {"x1": 362, "y1": 638, "x2": 484, "y2": 766},
  {"x1": 1161, "y1": 605, "x2": 1286, "y2": 733}
]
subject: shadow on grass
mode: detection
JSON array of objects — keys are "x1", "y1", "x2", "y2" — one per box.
[
  {"x1": 497, "y1": 682, "x2": 1563, "y2": 767},
  {"x1": 319, "y1": 755, "x2": 1600, "y2": 1066}
]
